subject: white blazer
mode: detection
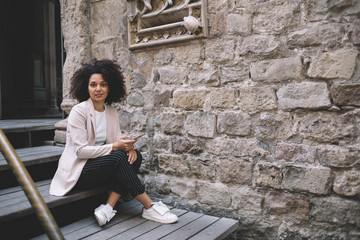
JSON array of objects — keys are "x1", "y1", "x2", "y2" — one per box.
[{"x1": 49, "y1": 98, "x2": 122, "y2": 196}]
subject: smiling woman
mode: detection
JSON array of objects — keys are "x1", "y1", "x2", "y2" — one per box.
[{"x1": 49, "y1": 59, "x2": 178, "y2": 226}]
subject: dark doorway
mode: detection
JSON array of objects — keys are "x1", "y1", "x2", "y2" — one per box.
[{"x1": 0, "y1": 0, "x2": 63, "y2": 119}]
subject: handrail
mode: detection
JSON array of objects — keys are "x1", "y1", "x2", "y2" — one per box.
[{"x1": 0, "y1": 129, "x2": 64, "y2": 240}]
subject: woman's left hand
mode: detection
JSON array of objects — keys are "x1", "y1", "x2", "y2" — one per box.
[{"x1": 127, "y1": 149, "x2": 138, "y2": 164}]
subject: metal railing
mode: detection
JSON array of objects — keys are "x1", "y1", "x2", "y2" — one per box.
[{"x1": 0, "y1": 129, "x2": 64, "y2": 240}]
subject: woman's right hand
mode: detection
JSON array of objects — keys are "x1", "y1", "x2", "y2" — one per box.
[{"x1": 112, "y1": 136, "x2": 136, "y2": 152}]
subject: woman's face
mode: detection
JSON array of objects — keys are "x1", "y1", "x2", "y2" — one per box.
[{"x1": 88, "y1": 73, "x2": 109, "y2": 105}]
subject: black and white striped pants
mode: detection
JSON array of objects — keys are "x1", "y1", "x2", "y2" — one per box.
[{"x1": 74, "y1": 150, "x2": 145, "y2": 198}]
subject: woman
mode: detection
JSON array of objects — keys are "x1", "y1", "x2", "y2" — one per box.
[{"x1": 49, "y1": 59, "x2": 178, "y2": 226}]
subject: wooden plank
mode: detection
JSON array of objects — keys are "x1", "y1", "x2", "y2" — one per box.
[
  {"x1": 133, "y1": 211, "x2": 203, "y2": 240},
  {"x1": 107, "y1": 208, "x2": 188, "y2": 240},
  {"x1": 0, "y1": 146, "x2": 63, "y2": 171},
  {"x1": 0, "y1": 119, "x2": 59, "y2": 133},
  {"x1": 160, "y1": 215, "x2": 219, "y2": 240},
  {"x1": 188, "y1": 217, "x2": 239, "y2": 240},
  {"x1": 65, "y1": 203, "x2": 144, "y2": 240},
  {"x1": 0, "y1": 179, "x2": 51, "y2": 196}
]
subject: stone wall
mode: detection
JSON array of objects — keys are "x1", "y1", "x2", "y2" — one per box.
[{"x1": 59, "y1": 0, "x2": 360, "y2": 239}]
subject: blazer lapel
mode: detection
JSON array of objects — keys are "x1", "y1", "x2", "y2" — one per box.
[{"x1": 86, "y1": 98, "x2": 96, "y2": 139}]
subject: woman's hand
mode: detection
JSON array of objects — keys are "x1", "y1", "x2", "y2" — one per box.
[
  {"x1": 127, "y1": 149, "x2": 138, "y2": 164},
  {"x1": 112, "y1": 136, "x2": 136, "y2": 152}
]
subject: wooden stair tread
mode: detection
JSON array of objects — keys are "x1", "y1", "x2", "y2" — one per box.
[
  {"x1": 0, "y1": 119, "x2": 59, "y2": 133},
  {"x1": 0, "y1": 180, "x2": 107, "y2": 224},
  {"x1": 0, "y1": 145, "x2": 64, "y2": 171}
]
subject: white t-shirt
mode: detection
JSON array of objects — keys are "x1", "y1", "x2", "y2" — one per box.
[{"x1": 94, "y1": 110, "x2": 107, "y2": 146}]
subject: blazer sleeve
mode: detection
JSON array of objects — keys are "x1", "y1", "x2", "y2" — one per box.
[{"x1": 68, "y1": 105, "x2": 112, "y2": 159}]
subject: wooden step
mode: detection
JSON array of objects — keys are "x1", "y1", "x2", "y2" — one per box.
[
  {"x1": 0, "y1": 180, "x2": 108, "y2": 224},
  {"x1": 0, "y1": 145, "x2": 64, "y2": 171},
  {"x1": 32, "y1": 199, "x2": 239, "y2": 240},
  {"x1": 0, "y1": 119, "x2": 59, "y2": 133}
]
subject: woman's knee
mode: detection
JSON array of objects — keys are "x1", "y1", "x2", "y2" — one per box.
[{"x1": 111, "y1": 150, "x2": 129, "y2": 165}]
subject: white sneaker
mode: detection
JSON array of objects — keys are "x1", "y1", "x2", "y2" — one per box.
[
  {"x1": 142, "y1": 201, "x2": 178, "y2": 224},
  {"x1": 94, "y1": 203, "x2": 117, "y2": 226}
]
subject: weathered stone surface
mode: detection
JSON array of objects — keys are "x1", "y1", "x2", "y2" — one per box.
[
  {"x1": 231, "y1": 186, "x2": 263, "y2": 215},
  {"x1": 173, "y1": 89, "x2": 207, "y2": 110},
  {"x1": 172, "y1": 137, "x2": 203, "y2": 154},
  {"x1": 54, "y1": 130, "x2": 66, "y2": 144},
  {"x1": 131, "y1": 71, "x2": 147, "y2": 89},
  {"x1": 220, "y1": 67, "x2": 249, "y2": 84},
  {"x1": 350, "y1": 19, "x2": 360, "y2": 45},
  {"x1": 310, "y1": 197, "x2": 360, "y2": 227},
  {"x1": 254, "y1": 162, "x2": 282, "y2": 189},
  {"x1": 118, "y1": 110, "x2": 132, "y2": 132},
  {"x1": 169, "y1": 177, "x2": 197, "y2": 199},
  {"x1": 217, "y1": 111, "x2": 251, "y2": 136},
  {"x1": 333, "y1": 170, "x2": 360, "y2": 196},
  {"x1": 157, "y1": 67, "x2": 186, "y2": 84},
  {"x1": 158, "y1": 154, "x2": 188, "y2": 177},
  {"x1": 276, "y1": 142, "x2": 316, "y2": 163},
  {"x1": 188, "y1": 156, "x2": 216, "y2": 181},
  {"x1": 308, "y1": 49, "x2": 358, "y2": 80},
  {"x1": 227, "y1": 13, "x2": 251, "y2": 35},
  {"x1": 207, "y1": 137, "x2": 269, "y2": 158},
  {"x1": 219, "y1": 159, "x2": 252, "y2": 184},
  {"x1": 154, "y1": 174, "x2": 170, "y2": 194},
  {"x1": 253, "y1": 1, "x2": 300, "y2": 34},
  {"x1": 250, "y1": 57, "x2": 302, "y2": 82},
  {"x1": 239, "y1": 87, "x2": 277, "y2": 114},
  {"x1": 153, "y1": 50, "x2": 173, "y2": 65},
  {"x1": 173, "y1": 44, "x2": 203, "y2": 65},
  {"x1": 161, "y1": 113, "x2": 186, "y2": 135},
  {"x1": 238, "y1": 35, "x2": 279, "y2": 56},
  {"x1": 126, "y1": 92, "x2": 145, "y2": 107},
  {"x1": 297, "y1": 111, "x2": 358, "y2": 143},
  {"x1": 153, "y1": 134, "x2": 171, "y2": 152},
  {"x1": 255, "y1": 112, "x2": 294, "y2": 142},
  {"x1": 282, "y1": 166, "x2": 332, "y2": 194},
  {"x1": 154, "y1": 90, "x2": 171, "y2": 107},
  {"x1": 331, "y1": 83, "x2": 360, "y2": 107},
  {"x1": 197, "y1": 181, "x2": 231, "y2": 207},
  {"x1": 265, "y1": 192, "x2": 310, "y2": 219},
  {"x1": 288, "y1": 23, "x2": 344, "y2": 47},
  {"x1": 185, "y1": 111, "x2": 216, "y2": 138},
  {"x1": 205, "y1": 40, "x2": 235, "y2": 62},
  {"x1": 277, "y1": 82, "x2": 331, "y2": 110},
  {"x1": 188, "y1": 70, "x2": 220, "y2": 87},
  {"x1": 317, "y1": 145, "x2": 360, "y2": 167},
  {"x1": 209, "y1": 89, "x2": 235, "y2": 109}
]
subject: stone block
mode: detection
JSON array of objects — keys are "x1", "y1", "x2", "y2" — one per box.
[
  {"x1": 297, "y1": 111, "x2": 358, "y2": 143},
  {"x1": 160, "y1": 112, "x2": 186, "y2": 135},
  {"x1": 131, "y1": 71, "x2": 147, "y2": 89},
  {"x1": 310, "y1": 196, "x2": 360, "y2": 227},
  {"x1": 231, "y1": 186, "x2": 263, "y2": 214},
  {"x1": 217, "y1": 111, "x2": 251, "y2": 136},
  {"x1": 253, "y1": 1, "x2": 300, "y2": 34},
  {"x1": 154, "y1": 90, "x2": 171, "y2": 107},
  {"x1": 169, "y1": 177, "x2": 197, "y2": 199},
  {"x1": 188, "y1": 70, "x2": 220, "y2": 87},
  {"x1": 250, "y1": 57, "x2": 302, "y2": 82},
  {"x1": 333, "y1": 170, "x2": 360, "y2": 196},
  {"x1": 188, "y1": 156, "x2": 216, "y2": 181},
  {"x1": 154, "y1": 174, "x2": 170, "y2": 194},
  {"x1": 158, "y1": 67, "x2": 186, "y2": 84},
  {"x1": 308, "y1": 49, "x2": 358, "y2": 80},
  {"x1": 172, "y1": 137, "x2": 203, "y2": 154},
  {"x1": 277, "y1": 82, "x2": 331, "y2": 110},
  {"x1": 331, "y1": 83, "x2": 360, "y2": 107},
  {"x1": 275, "y1": 142, "x2": 316, "y2": 163},
  {"x1": 54, "y1": 130, "x2": 66, "y2": 144},
  {"x1": 197, "y1": 181, "x2": 231, "y2": 207},
  {"x1": 118, "y1": 110, "x2": 132, "y2": 132},
  {"x1": 219, "y1": 159, "x2": 252, "y2": 184},
  {"x1": 173, "y1": 89, "x2": 207, "y2": 110},
  {"x1": 317, "y1": 145, "x2": 360, "y2": 168},
  {"x1": 254, "y1": 162, "x2": 282, "y2": 189},
  {"x1": 209, "y1": 89, "x2": 235, "y2": 109},
  {"x1": 185, "y1": 111, "x2": 216, "y2": 138},
  {"x1": 282, "y1": 166, "x2": 332, "y2": 194},
  {"x1": 255, "y1": 112, "x2": 294, "y2": 142},
  {"x1": 288, "y1": 23, "x2": 344, "y2": 48},
  {"x1": 239, "y1": 87, "x2": 277, "y2": 114},
  {"x1": 227, "y1": 13, "x2": 251, "y2": 35},
  {"x1": 265, "y1": 191, "x2": 310, "y2": 219},
  {"x1": 205, "y1": 40, "x2": 235, "y2": 62},
  {"x1": 220, "y1": 67, "x2": 248, "y2": 84},
  {"x1": 350, "y1": 19, "x2": 360, "y2": 45},
  {"x1": 153, "y1": 134, "x2": 171, "y2": 152},
  {"x1": 238, "y1": 35, "x2": 279, "y2": 56},
  {"x1": 158, "y1": 154, "x2": 188, "y2": 177},
  {"x1": 173, "y1": 44, "x2": 203, "y2": 64},
  {"x1": 126, "y1": 92, "x2": 145, "y2": 107}
]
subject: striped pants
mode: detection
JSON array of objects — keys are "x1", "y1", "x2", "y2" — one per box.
[{"x1": 74, "y1": 150, "x2": 145, "y2": 198}]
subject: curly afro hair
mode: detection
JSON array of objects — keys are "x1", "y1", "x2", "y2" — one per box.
[{"x1": 69, "y1": 59, "x2": 127, "y2": 104}]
